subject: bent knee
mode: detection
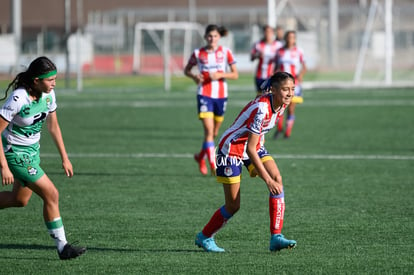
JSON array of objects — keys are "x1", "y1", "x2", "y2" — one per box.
[
  {"x1": 50, "y1": 188, "x2": 59, "y2": 202},
  {"x1": 14, "y1": 198, "x2": 30, "y2": 207},
  {"x1": 225, "y1": 203, "x2": 240, "y2": 215},
  {"x1": 274, "y1": 175, "x2": 282, "y2": 184},
  {"x1": 44, "y1": 186, "x2": 59, "y2": 204},
  {"x1": 9, "y1": 192, "x2": 31, "y2": 207}
]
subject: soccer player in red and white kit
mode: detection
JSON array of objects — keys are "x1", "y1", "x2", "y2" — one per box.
[
  {"x1": 195, "y1": 72, "x2": 297, "y2": 252},
  {"x1": 251, "y1": 25, "x2": 283, "y2": 96},
  {"x1": 184, "y1": 25, "x2": 238, "y2": 176},
  {"x1": 274, "y1": 30, "x2": 307, "y2": 139}
]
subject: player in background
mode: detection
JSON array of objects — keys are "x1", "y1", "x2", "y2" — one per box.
[
  {"x1": 195, "y1": 72, "x2": 297, "y2": 252},
  {"x1": 274, "y1": 30, "x2": 307, "y2": 139},
  {"x1": 184, "y1": 24, "x2": 239, "y2": 176},
  {"x1": 0, "y1": 56, "x2": 86, "y2": 260},
  {"x1": 275, "y1": 25, "x2": 285, "y2": 42},
  {"x1": 250, "y1": 25, "x2": 283, "y2": 96}
]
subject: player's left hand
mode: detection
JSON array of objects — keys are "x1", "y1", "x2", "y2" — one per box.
[
  {"x1": 209, "y1": 72, "x2": 223, "y2": 80},
  {"x1": 62, "y1": 159, "x2": 74, "y2": 178}
]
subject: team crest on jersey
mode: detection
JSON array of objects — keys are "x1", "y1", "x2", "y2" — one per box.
[
  {"x1": 224, "y1": 167, "x2": 233, "y2": 177},
  {"x1": 13, "y1": 95, "x2": 19, "y2": 101},
  {"x1": 27, "y1": 166, "x2": 38, "y2": 176},
  {"x1": 46, "y1": 97, "x2": 51, "y2": 109}
]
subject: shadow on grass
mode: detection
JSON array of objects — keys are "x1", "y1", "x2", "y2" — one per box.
[
  {"x1": 0, "y1": 243, "x2": 203, "y2": 256},
  {"x1": 45, "y1": 171, "x2": 209, "y2": 178},
  {"x1": 88, "y1": 247, "x2": 204, "y2": 254},
  {"x1": 0, "y1": 243, "x2": 54, "y2": 250},
  {"x1": 0, "y1": 244, "x2": 56, "y2": 261}
]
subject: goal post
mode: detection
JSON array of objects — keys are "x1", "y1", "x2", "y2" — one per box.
[
  {"x1": 132, "y1": 22, "x2": 204, "y2": 91},
  {"x1": 353, "y1": 0, "x2": 394, "y2": 85}
]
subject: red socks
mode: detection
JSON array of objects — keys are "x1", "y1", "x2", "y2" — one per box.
[
  {"x1": 202, "y1": 195, "x2": 285, "y2": 238},
  {"x1": 277, "y1": 115, "x2": 284, "y2": 132},
  {"x1": 285, "y1": 115, "x2": 295, "y2": 138},
  {"x1": 269, "y1": 192, "x2": 285, "y2": 235},
  {"x1": 202, "y1": 206, "x2": 233, "y2": 237},
  {"x1": 206, "y1": 146, "x2": 216, "y2": 171}
]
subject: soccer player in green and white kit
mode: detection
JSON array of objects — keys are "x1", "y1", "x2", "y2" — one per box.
[{"x1": 0, "y1": 56, "x2": 86, "y2": 260}]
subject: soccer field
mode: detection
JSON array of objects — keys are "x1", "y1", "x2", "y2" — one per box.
[{"x1": 0, "y1": 75, "x2": 413, "y2": 273}]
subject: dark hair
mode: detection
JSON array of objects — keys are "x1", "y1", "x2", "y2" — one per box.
[
  {"x1": 261, "y1": 25, "x2": 274, "y2": 42},
  {"x1": 204, "y1": 24, "x2": 228, "y2": 37},
  {"x1": 269, "y1": 72, "x2": 295, "y2": 89},
  {"x1": 262, "y1": 24, "x2": 274, "y2": 32},
  {"x1": 1, "y1": 56, "x2": 57, "y2": 101},
  {"x1": 260, "y1": 72, "x2": 294, "y2": 93},
  {"x1": 283, "y1": 30, "x2": 296, "y2": 43}
]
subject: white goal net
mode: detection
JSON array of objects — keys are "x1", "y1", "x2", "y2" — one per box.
[{"x1": 133, "y1": 22, "x2": 204, "y2": 91}]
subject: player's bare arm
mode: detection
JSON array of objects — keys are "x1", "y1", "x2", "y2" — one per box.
[
  {"x1": 184, "y1": 63, "x2": 204, "y2": 84},
  {"x1": 210, "y1": 64, "x2": 239, "y2": 81},
  {"x1": 0, "y1": 116, "x2": 13, "y2": 185},
  {"x1": 46, "y1": 112, "x2": 73, "y2": 178},
  {"x1": 246, "y1": 132, "x2": 282, "y2": 195},
  {"x1": 298, "y1": 61, "x2": 307, "y2": 83}
]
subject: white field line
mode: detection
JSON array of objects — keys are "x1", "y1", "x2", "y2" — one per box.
[
  {"x1": 40, "y1": 152, "x2": 414, "y2": 161},
  {"x1": 57, "y1": 99, "x2": 414, "y2": 108}
]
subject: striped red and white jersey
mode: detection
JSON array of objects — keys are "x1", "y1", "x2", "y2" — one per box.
[
  {"x1": 188, "y1": 46, "x2": 236, "y2": 99},
  {"x1": 275, "y1": 46, "x2": 305, "y2": 81},
  {"x1": 251, "y1": 40, "x2": 283, "y2": 79},
  {"x1": 218, "y1": 94, "x2": 286, "y2": 159}
]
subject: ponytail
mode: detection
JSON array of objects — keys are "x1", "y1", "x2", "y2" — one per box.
[
  {"x1": 217, "y1": 26, "x2": 228, "y2": 37},
  {"x1": 1, "y1": 56, "x2": 57, "y2": 101},
  {"x1": 0, "y1": 72, "x2": 28, "y2": 101}
]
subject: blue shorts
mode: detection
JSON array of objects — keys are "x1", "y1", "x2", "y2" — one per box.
[
  {"x1": 197, "y1": 95, "x2": 227, "y2": 121},
  {"x1": 216, "y1": 147, "x2": 274, "y2": 184}
]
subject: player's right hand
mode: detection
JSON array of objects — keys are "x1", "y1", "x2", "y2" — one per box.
[
  {"x1": 194, "y1": 74, "x2": 204, "y2": 85},
  {"x1": 266, "y1": 179, "x2": 283, "y2": 196},
  {"x1": 1, "y1": 167, "x2": 14, "y2": 186}
]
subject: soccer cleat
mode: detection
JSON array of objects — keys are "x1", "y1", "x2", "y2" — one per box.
[
  {"x1": 269, "y1": 234, "x2": 296, "y2": 252},
  {"x1": 195, "y1": 232, "x2": 225, "y2": 252},
  {"x1": 194, "y1": 153, "x2": 208, "y2": 175},
  {"x1": 58, "y1": 243, "x2": 86, "y2": 260}
]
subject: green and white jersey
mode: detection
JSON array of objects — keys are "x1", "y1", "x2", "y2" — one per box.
[{"x1": 0, "y1": 88, "x2": 57, "y2": 147}]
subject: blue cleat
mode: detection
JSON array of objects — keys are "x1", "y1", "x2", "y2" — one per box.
[
  {"x1": 195, "y1": 232, "x2": 225, "y2": 252},
  {"x1": 269, "y1": 234, "x2": 296, "y2": 251}
]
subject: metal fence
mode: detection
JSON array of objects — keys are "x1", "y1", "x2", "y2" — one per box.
[
  {"x1": 2, "y1": 1, "x2": 414, "y2": 86},
  {"x1": 83, "y1": 1, "x2": 414, "y2": 85}
]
